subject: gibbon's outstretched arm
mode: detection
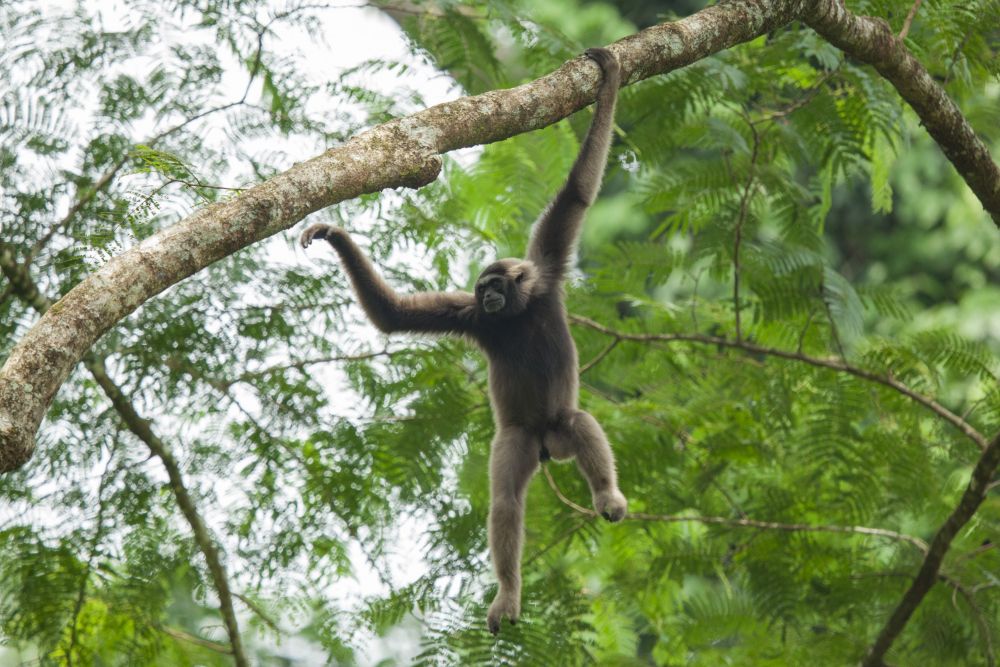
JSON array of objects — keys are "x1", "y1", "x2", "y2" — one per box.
[
  {"x1": 301, "y1": 224, "x2": 477, "y2": 335},
  {"x1": 526, "y1": 47, "x2": 620, "y2": 289}
]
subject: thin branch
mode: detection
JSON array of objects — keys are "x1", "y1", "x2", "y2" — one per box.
[
  {"x1": 233, "y1": 592, "x2": 283, "y2": 634},
  {"x1": 542, "y1": 465, "x2": 594, "y2": 516},
  {"x1": 0, "y1": 0, "x2": 824, "y2": 473},
  {"x1": 751, "y1": 66, "x2": 841, "y2": 125},
  {"x1": 579, "y1": 339, "x2": 619, "y2": 375},
  {"x1": 234, "y1": 350, "x2": 395, "y2": 384},
  {"x1": 955, "y1": 541, "x2": 997, "y2": 565},
  {"x1": 796, "y1": 308, "x2": 818, "y2": 354},
  {"x1": 157, "y1": 177, "x2": 247, "y2": 194},
  {"x1": 943, "y1": 31, "x2": 973, "y2": 87},
  {"x1": 732, "y1": 114, "x2": 760, "y2": 341},
  {"x1": 938, "y1": 571, "x2": 996, "y2": 667},
  {"x1": 568, "y1": 314, "x2": 989, "y2": 452},
  {"x1": 66, "y1": 451, "x2": 116, "y2": 666},
  {"x1": 541, "y1": 465, "x2": 928, "y2": 553},
  {"x1": 0, "y1": 251, "x2": 250, "y2": 667},
  {"x1": 85, "y1": 360, "x2": 250, "y2": 667},
  {"x1": 807, "y1": 0, "x2": 1000, "y2": 224},
  {"x1": 898, "y1": 0, "x2": 923, "y2": 40},
  {"x1": 523, "y1": 514, "x2": 590, "y2": 567},
  {"x1": 862, "y1": 430, "x2": 1000, "y2": 667},
  {"x1": 26, "y1": 100, "x2": 252, "y2": 267},
  {"x1": 158, "y1": 625, "x2": 233, "y2": 654}
]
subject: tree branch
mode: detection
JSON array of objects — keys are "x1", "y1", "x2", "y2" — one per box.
[
  {"x1": 862, "y1": 430, "x2": 1000, "y2": 667},
  {"x1": 732, "y1": 115, "x2": 760, "y2": 342},
  {"x1": 541, "y1": 466, "x2": 928, "y2": 553},
  {"x1": 65, "y1": 452, "x2": 116, "y2": 666},
  {"x1": 569, "y1": 314, "x2": 989, "y2": 452},
  {"x1": 0, "y1": 251, "x2": 250, "y2": 667},
  {"x1": 0, "y1": 0, "x2": 815, "y2": 471},
  {"x1": 26, "y1": 100, "x2": 253, "y2": 267},
  {"x1": 806, "y1": 0, "x2": 1000, "y2": 225}
]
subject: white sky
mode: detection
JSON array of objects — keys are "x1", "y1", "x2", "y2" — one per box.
[{"x1": 3, "y1": 1, "x2": 480, "y2": 664}]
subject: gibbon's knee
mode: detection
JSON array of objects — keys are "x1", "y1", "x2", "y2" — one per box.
[
  {"x1": 571, "y1": 412, "x2": 616, "y2": 484},
  {"x1": 543, "y1": 409, "x2": 602, "y2": 461}
]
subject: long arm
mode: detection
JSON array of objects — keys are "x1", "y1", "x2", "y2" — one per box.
[
  {"x1": 301, "y1": 224, "x2": 477, "y2": 335},
  {"x1": 526, "y1": 48, "x2": 621, "y2": 289}
]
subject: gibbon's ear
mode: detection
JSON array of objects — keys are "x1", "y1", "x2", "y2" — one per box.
[{"x1": 513, "y1": 261, "x2": 540, "y2": 299}]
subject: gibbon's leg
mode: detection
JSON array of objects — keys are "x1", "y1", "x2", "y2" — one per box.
[
  {"x1": 487, "y1": 426, "x2": 540, "y2": 634},
  {"x1": 544, "y1": 411, "x2": 627, "y2": 522}
]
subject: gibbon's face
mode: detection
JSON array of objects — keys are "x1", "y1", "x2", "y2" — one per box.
[{"x1": 475, "y1": 259, "x2": 534, "y2": 316}]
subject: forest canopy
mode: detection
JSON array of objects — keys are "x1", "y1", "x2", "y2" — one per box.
[{"x1": 1, "y1": 0, "x2": 999, "y2": 665}]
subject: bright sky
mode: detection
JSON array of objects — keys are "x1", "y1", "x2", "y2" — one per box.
[{"x1": 4, "y1": 1, "x2": 477, "y2": 664}]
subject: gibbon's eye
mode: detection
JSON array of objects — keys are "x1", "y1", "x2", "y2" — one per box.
[{"x1": 514, "y1": 273, "x2": 524, "y2": 283}]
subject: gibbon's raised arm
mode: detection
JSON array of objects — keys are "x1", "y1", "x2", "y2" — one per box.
[
  {"x1": 301, "y1": 224, "x2": 477, "y2": 335},
  {"x1": 526, "y1": 48, "x2": 621, "y2": 289}
]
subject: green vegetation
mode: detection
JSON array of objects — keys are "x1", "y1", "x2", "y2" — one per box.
[{"x1": 1, "y1": 0, "x2": 998, "y2": 664}]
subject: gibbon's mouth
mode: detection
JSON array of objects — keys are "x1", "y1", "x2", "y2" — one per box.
[{"x1": 483, "y1": 296, "x2": 505, "y2": 313}]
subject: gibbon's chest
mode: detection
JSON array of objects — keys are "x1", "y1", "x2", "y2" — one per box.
[{"x1": 478, "y1": 303, "x2": 576, "y2": 380}]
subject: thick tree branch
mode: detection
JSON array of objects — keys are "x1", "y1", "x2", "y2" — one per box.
[
  {"x1": 27, "y1": 100, "x2": 255, "y2": 266},
  {"x1": 569, "y1": 314, "x2": 989, "y2": 452},
  {"x1": 0, "y1": 0, "x2": 813, "y2": 471},
  {"x1": 3, "y1": 0, "x2": 998, "y2": 477},
  {"x1": 862, "y1": 430, "x2": 1000, "y2": 667},
  {"x1": 807, "y1": 0, "x2": 1000, "y2": 225},
  {"x1": 0, "y1": 252, "x2": 249, "y2": 667}
]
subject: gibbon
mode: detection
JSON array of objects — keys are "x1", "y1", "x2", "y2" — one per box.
[{"x1": 301, "y1": 47, "x2": 626, "y2": 634}]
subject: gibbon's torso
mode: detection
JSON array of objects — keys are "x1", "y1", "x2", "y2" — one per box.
[{"x1": 476, "y1": 293, "x2": 578, "y2": 432}]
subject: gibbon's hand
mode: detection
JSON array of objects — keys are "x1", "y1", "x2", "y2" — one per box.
[
  {"x1": 583, "y1": 47, "x2": 620, "y2": 80},
  {"x1": 300, "y1": 223, "x2": 343, "y2": 249}
]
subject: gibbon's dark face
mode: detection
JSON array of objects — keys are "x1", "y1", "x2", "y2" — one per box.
[
  {"x1": 475, "y1": 259, "x2": 534, "y2": 317},
  {"x1": 477, "y1": 272, "x2": 508, "y2": 314}
]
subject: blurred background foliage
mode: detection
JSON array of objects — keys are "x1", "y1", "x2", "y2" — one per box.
[{"x1": 1, "y1": 0, "x2": 999, "y2": 664}]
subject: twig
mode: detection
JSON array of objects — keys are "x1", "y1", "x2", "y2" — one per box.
[
  {"x1": 862, "y1": 430, "x2": 1000, "y2": 667},
  {"x1": 158, "y1": 625, "x2": 233, "y2": 654},
  {"x1": 568, "y1": 314, "x2": 989, "y2": 452},
  {"x1": 0, "y1": 252, "x2": 250, "y2": 667},
  {"x1": 26, "y1": 99, "x2": 252, "y2": 266},
  {"x1": 233, "y1": 592, "x2": 282, "y2": 633},
  {"x1": 542, "y1": 465, "x2": 928, "y2": 552},
  {"x1": 732, "y1": 114, "x2": 760, "y2": 341},
  {"x1": 66, "y1": 451, "x2": 117, "y2": 665},
  {"x1": 752, "y1": 67, "x2": 841, "y2": 125},
  {"x1": 938, "y1": 572, "x2": 996, "y2": 667},
  {"x1": 580, "y1": 339, "x2": 619, "y2": 375},
  {"x1": 898, "y1": 0, "x2": 923, "y2": 40}
]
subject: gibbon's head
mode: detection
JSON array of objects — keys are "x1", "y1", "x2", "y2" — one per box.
[{"x1": 475, "y1": 259, "x2": 538, "y2": 317}]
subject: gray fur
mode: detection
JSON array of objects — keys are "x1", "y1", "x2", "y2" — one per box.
[{"x1": 300, "y1": 47, "x2": 626, "y2": 635}]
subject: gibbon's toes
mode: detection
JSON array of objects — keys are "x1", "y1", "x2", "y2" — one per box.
[
  {"x1": 299, "y1": 223, "x2": 331, "y2": 249},
  {"x1": 584, "y1": 47, "x2": 619, "y2": 74},
  {"x1": 596, "y1": 490, "x2": 628, "y2": 523},
  {"x1": 487, "y1": 594, "x2": 520, "y2": 635}
]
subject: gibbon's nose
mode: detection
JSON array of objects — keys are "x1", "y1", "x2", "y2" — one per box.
[{"x1": 483, "y1": 295, "x2": 505, "y2": 313}]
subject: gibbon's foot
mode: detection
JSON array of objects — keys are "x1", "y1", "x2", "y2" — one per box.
[
  {"x1": 584, "y1": 47, "x2": 620, "y2": 77},
  {"x1": 300, "y1": 223, "x2": 337, "y2": 248},
  {"x1": 487, "y1": 591, "x2": 520, "y2": 635},
  {"x1": 595, "y1": 488, "x2": 627, "y2": 522}
]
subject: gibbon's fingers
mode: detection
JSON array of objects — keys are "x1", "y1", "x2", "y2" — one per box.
[
  {"x1": 583, "y1": 47, "x2": 620, "y2": 78},
  {"x1": 300, "y1": 223, "x2": 333, "y2": 248}
]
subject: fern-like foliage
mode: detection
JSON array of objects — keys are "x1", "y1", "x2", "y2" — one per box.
[{"x1": 2, "y1": 0, "x2": 999, "y2": 665}]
